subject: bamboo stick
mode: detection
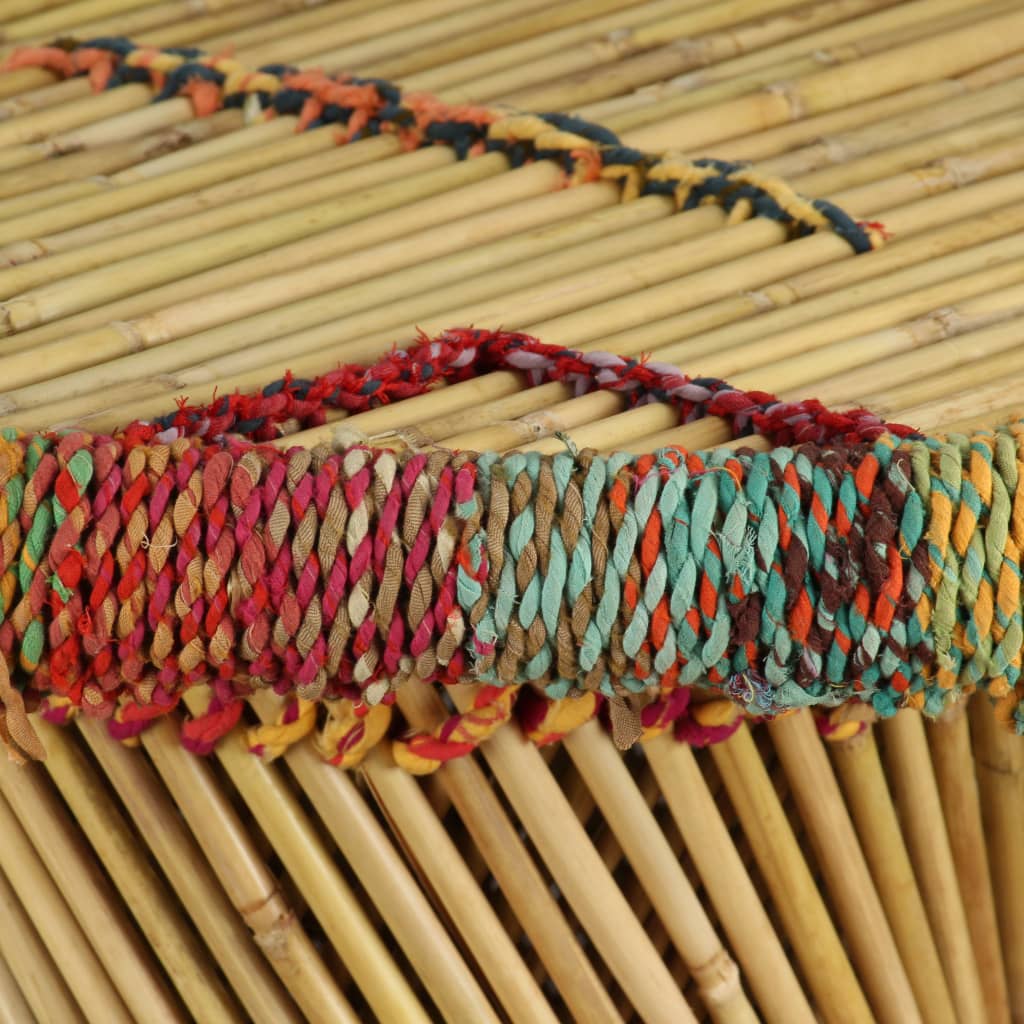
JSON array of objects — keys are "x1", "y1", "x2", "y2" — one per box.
[
  {"x1": 246, "y1": 689, "x2": 529, "y2": 1024},
  {"x1": 178, "y1": 687, "x2": 434, "y2": 1024},
  {"x1": 75, "y1": 716, "x2": 303, "y2": 1024},
  {"x1": 445, "y1": 683, "x2": 697, "y2": 1024},
  {"x1": 621, "y1": 8, "x2": 1024, "y2": 152},
  {"x1": 0, "y1": 864, "x2": 85, "y2": 1024},
  {"x1": 590, "y1": 0, "x2": 1017, "y2": 131},
  {"x1": 561, "y1": 720, "x2": 758, "y2": 1024},
  {"x1": 0, "y1": 949, "x2": 34, "y2": 1024},
  {"x1": 0, "y1": 789, "x2": 132, "y2": 1023},
  {"x1": 31, "y1": 717, "x2": 246, "y2": 1023},
  {"x1": 968, "y1": 694, "x2": 1024, "y2": 1016},
  {"x1": 0, "y1": 757, "x2": 186, "y2": 1023},
  {"x1": 0, "y1": 189, "x2": 693, "y2": 390},
  {"x1": 139, "y1": 715, "x2": 360, "y2": 1024},
  {"x1": 0, "y1": 151, "x2": 505, "y2": 327},
  {"x1": 828, "y1": 725, "x2": 957, "y2": 1024},
  {"x1": 767, "y1": 710, "x2": 920, "y2": 1023},
  {"x1": 0, "y1": 144, "x2": 454, "y2": 283},
  {"x1": 880, "y1": 710, "x2": 987, "y2": 1022},
  {"x1": 358, "y1": 747, "x2": 560, "y2": 1024},
  {"x1": 395, "y1": 683, "x2": 622, "y2": 1024},
  {"x1": 499, "y1": 0, "x2": 904, "y2": 111},
  {"x1": 709, "y1": 722, "x2": 873, "y2": 1023},
  {"x1": 926, "y1": 703, "x2": 1011, "y2": 1024}
]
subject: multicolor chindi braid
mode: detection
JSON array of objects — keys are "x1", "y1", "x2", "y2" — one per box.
[
  {"x1": 6, "y1": 38, "x2": 885, "y2": 253},
  {"x1": 0, "y1": 327, "x2": 1019, "y2": 772}
]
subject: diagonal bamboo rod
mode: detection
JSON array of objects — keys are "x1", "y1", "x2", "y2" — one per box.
[
  {"x1": 621, "y1": 8, "x2": 1024, "y2": 152},
  {"x1": 31, "y1": 717, "x2": 247, "y2": 1023},
  {"x1": 880, "y1": 710, "x2": 987, "y2": 1022},
  {"x1": 41, "y1": 153, "x2": 1024, "y2": 435},
  {"x1": 926, "y1": 703, "x2": 1011, "y2": 1024},
  {"x1": 74, "y1": 716, "x2": 303, "y2": 1024},
  {"x1": 395, "y1": 682, "x2": 623, "y2": 1024},
  {"x1": 827, "y1": 723, "x2": 957, "y2": 1023},
  {"x1": 444, "y1": 684, "x2": 699, "y2": 1024},
  {"x1": 0, "y1": 948, "x2": 34, "y2": 1024},
  {"x1": 0, "y1": 756, "x2": 186, "y2": 1023},
  {"x1": 246, "y1": 688, "x2": 542, "y2": 1024},
  {"x1": 709, "y1": 722, "x2": 873, "y2": 1023},
  {"x1": 138, "y1": 714, "x2": 360, "y2": 1023},
  {"x1": 177, "y1": 686, "x2": 458, "y2": 1024},
  {"x1": 0, "y1": 789, "x2": 132, "y2": 1023},
  {"x1": 0, "y1": 863, "x2": 86, "y2": 1024},
  {"x1": 968, "y1": 693, "x2": 1024, "y2": 1017},
  {"x1": 767, "y1": 709, "x2": 920, "y2": 1023}
]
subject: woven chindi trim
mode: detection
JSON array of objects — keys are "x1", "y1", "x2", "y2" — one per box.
[
  {"x1": 6, "y1": 37, "x2": 886, "y2": 253},
  {"x1": 0, "y1": 327, "x2": 1013, "y2": 772}
]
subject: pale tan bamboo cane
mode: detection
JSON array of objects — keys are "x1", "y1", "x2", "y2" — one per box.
[
  {"x1": 827, "y1": 723, "x2": 957, "y2": 1024},
  {"x1": 968, "y1": 693, "x2": 1024, "y2": 1015},
  {"x1": 1, "y1": 0, "x2": 157, "y2": 41},
  {"x1": 0, "y1": 948, "x2": 34, "y2": 1024},
  {"x1": 880, "y1": 710, "x2": 987, "y2": 1022},
  {"x1": 0, "y1": 757, "x2": 186, "y2": 1023},
  {"x1": 587, "y1": 0, "x2": 1018, "y2": 130},
  {"x1": 0, "y1": 118, "x2": 351, "y2": 239},
  {"x1": 240, "y1": 688, "x2": 512, "y2": 1024},
  {"x1": 0, "y1": 157, "x2": 578, "y2": 351},
  {"x1": 30, "y1": 717, "x2": 247, "y2": 1023},
  {"x1": 0, "y1": 864, "x2": 85, "y2": 1024},
  {"x1": 767, "y1": 709, "x2": 922, "y2": 1023},
  {"x1": 621, "y1": 9, "x2": 1024, "y2": 152},
  {"x1": 0, "y1": 790, "x2": 132, "y2": 1023},
  {"x1": 0, "y1": 113, "x2": 242, "y2": 209},
  {"x1": 417, "y1": 0, "x2": 849, "y2": 102},
  {"x1": 48, "y1": 154, "x2": 1024, "y2": 435},
  {"x1": 559, "y1": 719, "x2": 759, "y2": 1024},
  {"x1": 357, "y1": 751, "x2": 563, "y2": 1024},
  {"x1": 439, "y1": 684, "x2": 698, "y2": 1024},
  {"x1": 178, "y1": 685, "x2": 460, "y2": 1024},
  {"x1": 708, "y1": 722, "x2": 874, "y2": 1023},
  {"x1": 497, "y1": 0, "x2": 904, "y2": 112},
  {"x1": 74, "y1": 715, "x2": 303, "y2": 1024},
  {"x1": 138, "y1": 715, "x2": 360, "y2": 1024},
  {"x1": 395, "y1": 682, "x2": 623, "y2": 1024},
  {"x1": 0, "y1": 152, "x2": 507, "y2": 327},
  {"x1": 371, "y1": 0, "x2": 657, "y2": 79},
  {"x1": 0, "y1": 190, "x2": 699, "y2": 390},
  {"x1": 926, "y1": 703, "x2": 1011, "y2": 1024},
  {"x1": 739, "y1": 282, "x2": 1024, "y2": 396}
]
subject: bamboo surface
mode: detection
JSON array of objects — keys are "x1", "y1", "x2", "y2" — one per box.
[{"x1": 1, "y1": 1, "x2": 1024, "y2": 1021}]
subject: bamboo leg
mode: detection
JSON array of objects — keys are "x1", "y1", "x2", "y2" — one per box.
[
  {"x1": 0, "y1": 790, "x2": 130, "y2": 1023},
  {"x1": 75, "y1": 716, "x2": 303, "y2": 1024},
  {"x1": 927, "y1": 702, "x2": 1011, "y2": 1024},
  {"x1": 828, "y1": 725, "x2": 957, "y2": 1024},
  {"x1": 396, "y1": 683, "x2": 622, "y2": 1024},
  {"x1": 643, "y1": 734, "x2": 813, "y2": 1024},
  {"x1": 880, "y1": 710, "x2": 988, "y2": 1023},
  {"x1": 0, "y1": 757, "x2": 185, "y2": 1023},
  {"x1": 447, "y1": 685, "x2": 697, "y2": 1024},
  {"x1": 968, "y1": 693, "x2": 1024, "y2": 1017},
  {"x1": 359, "y1": 743, "x2": 559, "y2": 1024},
  {"x1": 245, "y1": 689, "x2": 509, "y2": 1024},
  {"x1": 178, "y1": 689, "x2": 430, "y2": 1024},
  {"x1": 30, "y1": 718, "x2": 245, "y2": 1023},
  {"x1": 0, "y1": 953, "x2": 33, "y2": 1024},
  {"x1": 139, "y1": 715, "x2": 359, "y2": 1024},
  {"x1": 0, "y1": 864, "x2": 84, "y2": 1024},
  {"x1": 709, "y1": 722, "x2": 873, "y2": 1024},
  {"x1": 768, "y1": 710, "x2": 920, "y2": 1022},
  {"x1": 562, "y1": 720, "x2": 757, "y2": 1024}
]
